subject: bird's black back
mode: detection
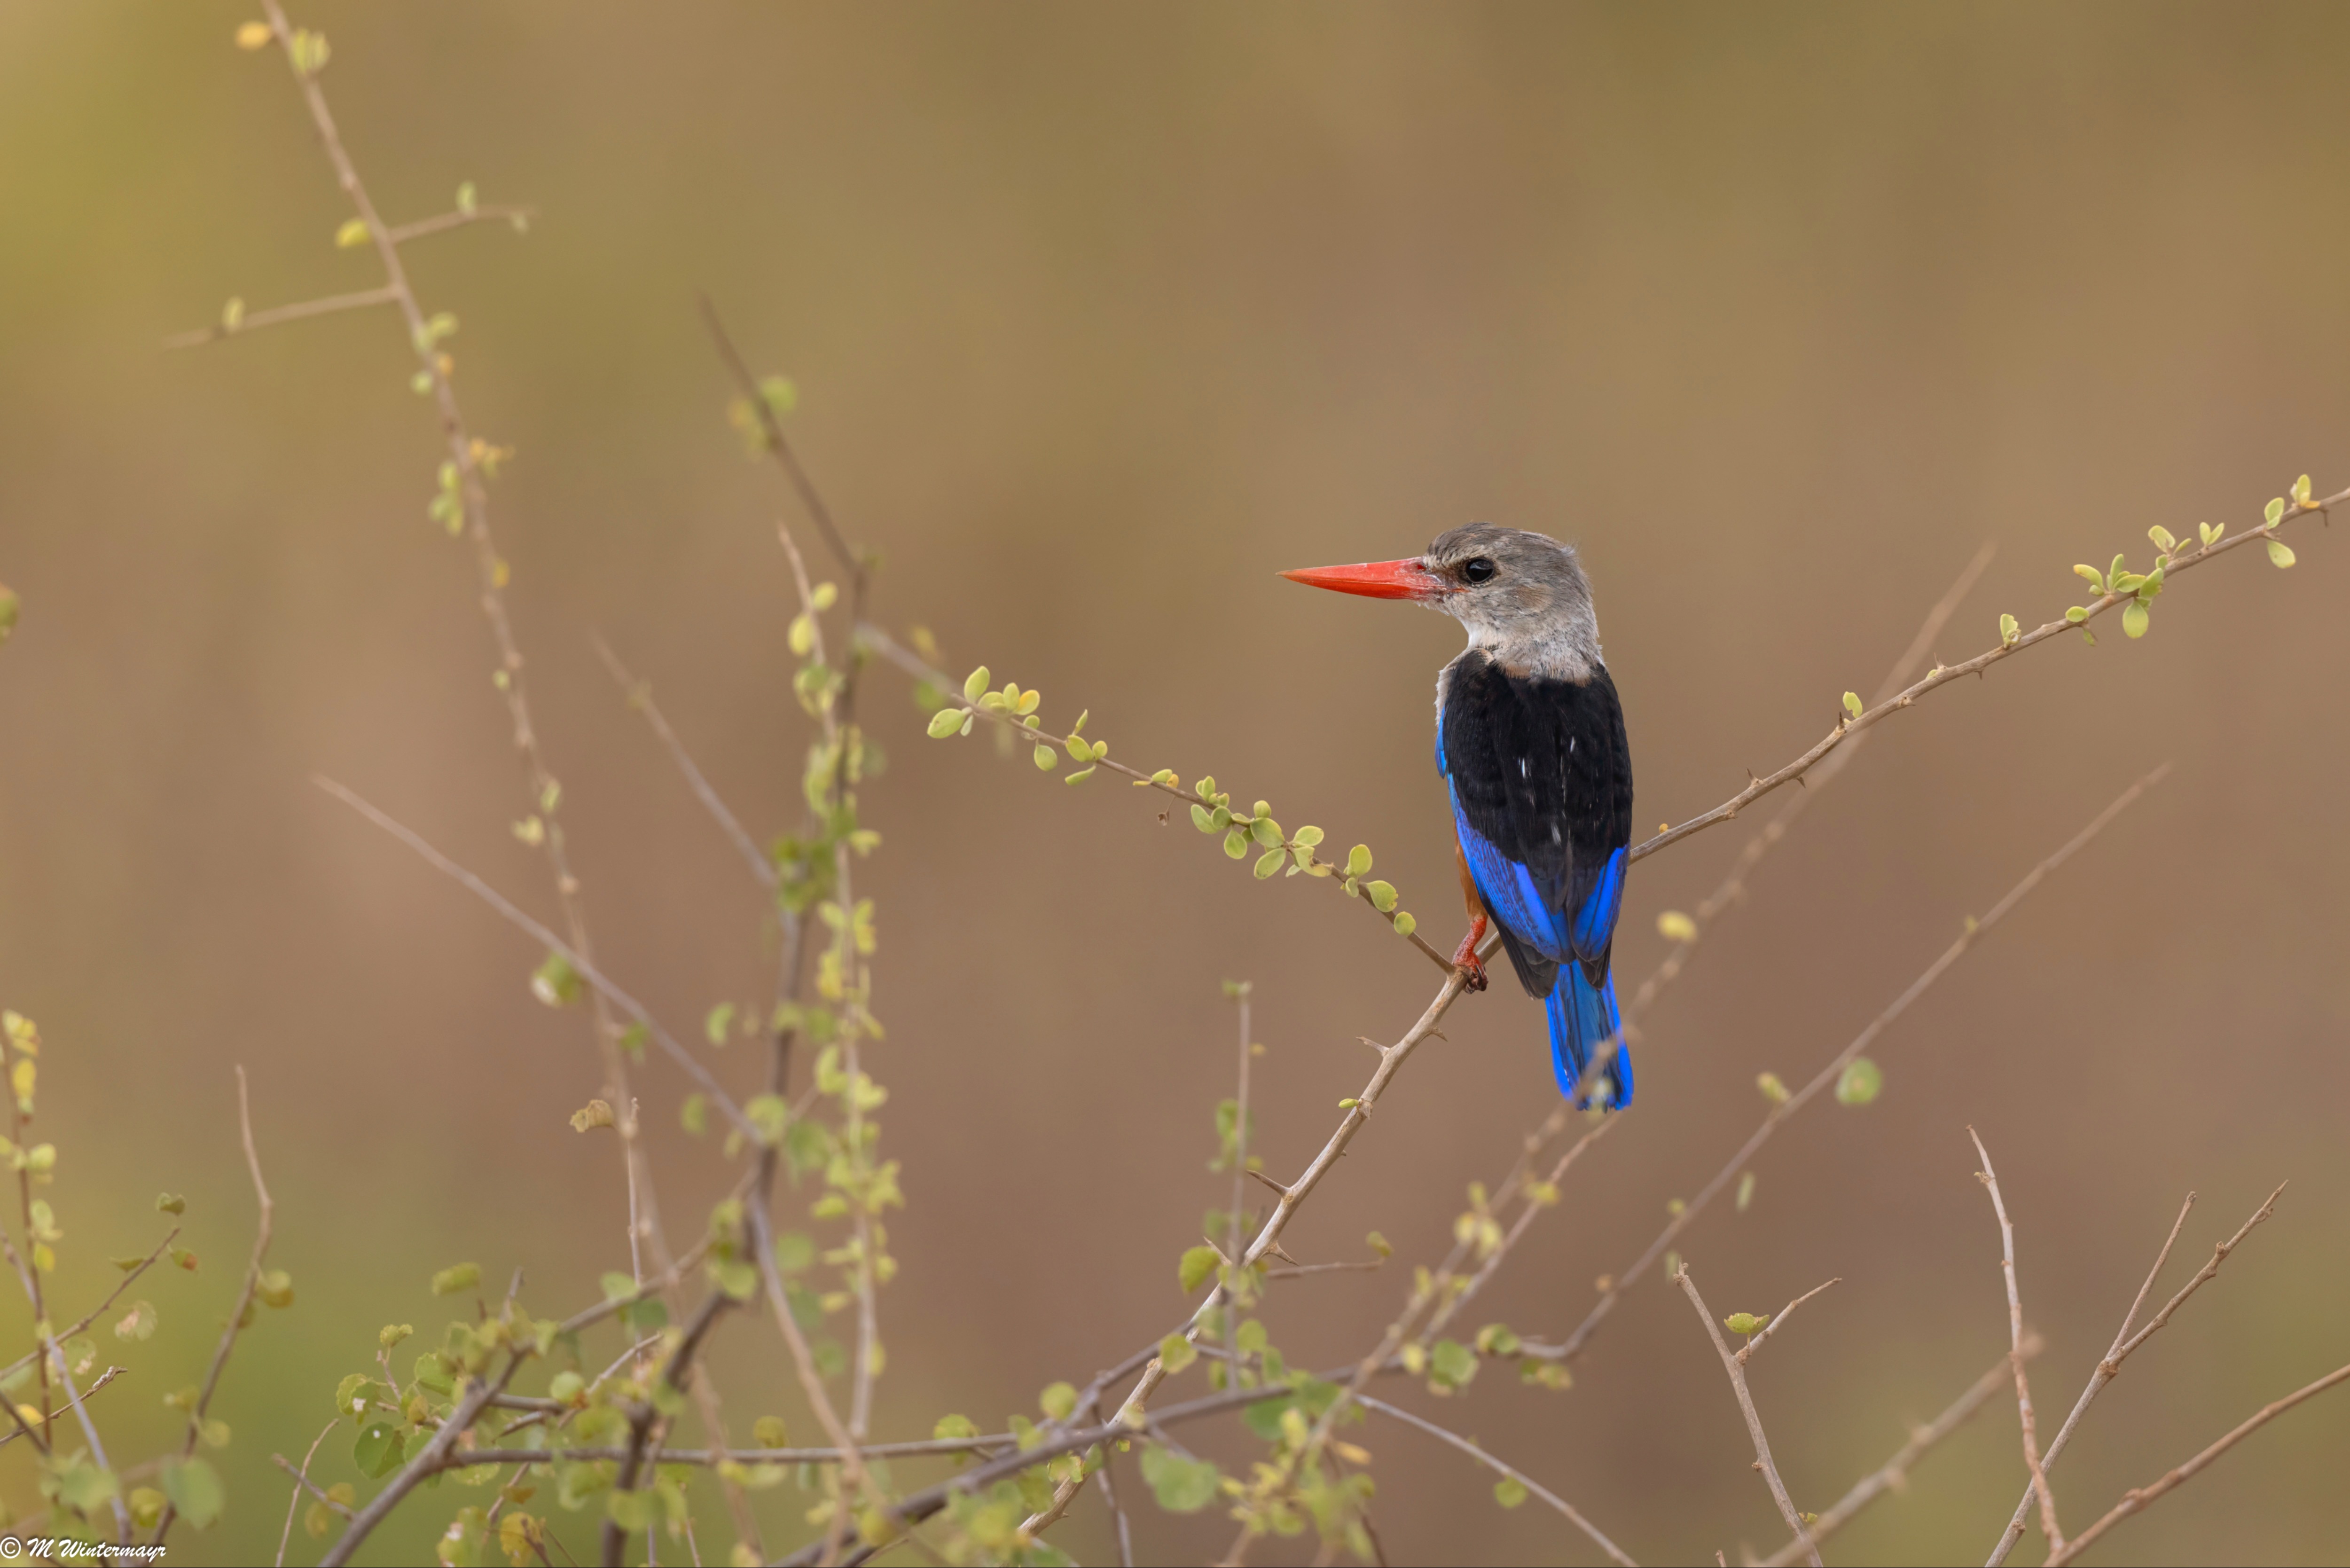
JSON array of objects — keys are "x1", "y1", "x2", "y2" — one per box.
[{"x1": 1440, "y1": 651, "x2": 1634, "y2": 992}]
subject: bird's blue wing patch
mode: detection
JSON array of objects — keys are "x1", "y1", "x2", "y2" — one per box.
[
  {"x1": 1569, "y1": 846, "x2": 1627, "y2": 958},
  {"x1": 1451, "y1": 792, "x2": 1568, "y2": 960}
]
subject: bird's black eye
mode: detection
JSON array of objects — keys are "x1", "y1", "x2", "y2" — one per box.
[{"x1": 1460, "y1": 557, "x2": 1497, "y2": 584}]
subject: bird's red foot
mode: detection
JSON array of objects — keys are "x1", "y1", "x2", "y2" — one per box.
[{"x1": 1451, "y1": 927, "x2": 1489, "y2": 992}]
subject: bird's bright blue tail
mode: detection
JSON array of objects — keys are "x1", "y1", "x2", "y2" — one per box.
[{"x1": 1545, "y1": 965, "x2": 1631, "y2": 1109}]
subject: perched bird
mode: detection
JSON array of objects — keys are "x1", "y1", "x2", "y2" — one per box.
[{"x1": 1280, "y1": 525, "x2": 1635, "y2": 1107}]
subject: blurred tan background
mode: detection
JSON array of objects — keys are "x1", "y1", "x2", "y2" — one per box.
[{"x1": 3, "y1": 3, "x2": 2349, "y2": 1562}]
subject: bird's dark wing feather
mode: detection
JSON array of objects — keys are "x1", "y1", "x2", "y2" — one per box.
[{"x1": 1438, "y1": 651, "x2": 1634, "y2": 996}]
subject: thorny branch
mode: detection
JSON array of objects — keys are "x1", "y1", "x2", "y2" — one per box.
[
  {"x1": 1985, "y1": 1182, "x2": 2286, "y2": 1566},
  {"x1": 1967, "y1": 1128, "x2": 2062, "y2": 1558},
  {"x1": 1759, "y1": 1342, "x2": 2040, "y2": 1568},
  {"x1": 1535, "y1": 765, "x2": 2166, "y2": 1366},
  {"x1": 2041, "y1": 1357, "x2": 2350, "y2": 1568},
  {"x1": 1674, "y1": 1265, "x2": 1820, "y2": 1568}
]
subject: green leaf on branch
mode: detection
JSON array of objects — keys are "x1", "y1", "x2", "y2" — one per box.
[
  {"x1": 2269, "y1": 540, "x2": 2296, "y2": 568},
  {"x1": 1494, "y1": 1477, "x2": 1528, "y2": 1509},
  {"x1": 1157, "y1": 1333, "x2": 1198, "y2": 1375},
  {"x1": 354, "y1": 1419, "x2": 405, "y2": 1478},
  {"x1": 1346, "y1": 845, "x2": 1373, "y2": 877},
  {"x1": 1835, "y1": 1058, "x2": 1883, "y2": 1105},
  {"x1": 431, "y1": 1262, "x2": 482, "y2": 1297},
  {"x1": 1253, "y1": 849, "x2": 1285, "y2": 879},
  {"x1": 1428, "y1": 1338, "x2": 1477, "y2": 1391},
  {"x1": 1177, "y1": 1247, "x2": 1221, "y2": 1294},
  {"x1": 925, "y1": 709, "x2": 963, "y2": 739},
  {"x1": 2122, "y1": 601, "x2": 2149, "y2": 639},
  {"x1": 2265, "y1": 496, "x2": 2286, "y2": 526},
  {"x1": 1138, "y1": 1446, "x2": 1222, "y2": 1513},
  {"x1": 1364, "y1": 881, "x2": 1399, "y2": 914}
]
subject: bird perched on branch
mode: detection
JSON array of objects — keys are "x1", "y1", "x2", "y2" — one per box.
[{"x1": 1281, "y1": 525, "x2": 1634, "y2": 1107}]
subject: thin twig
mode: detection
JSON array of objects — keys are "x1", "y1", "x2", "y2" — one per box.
[
  {"x1": 243, "y1": 0, "x2": 685, "y2": 1321},
  {"x1": 603, "y1": 1290, "x2": 735, "y2": 1567},
  {"x1": 276, "y1": 1420, "x2": 345, "y2": 1567},
  {"x1": 1985, "y1": 1183, "x2": 2284, "y2": 1567},
  {"x1": 1673, "y1": 1265, "x2": 1819, "y2": 1568},
  {"x1": 1968, "y1": 1127, "x2": 2063, "y2": 1558},
  {"x1": 312, "y1": 775, "x2": 752, "y2": 1137},
  {"x1": 1737, "y1": 1278, "x2": 1841, "y2": 1366},
  {"x1": 1225, "y1": 984, "x2": 1253, "y2": 1403},
  {"x1": 1632, "y1": 487, "x2": 2338, "y2": 864},
  {"x1": 749, "y1": 1201, "x2": 884, "y2": 1564},
  {"x1": 155, "y1": 1064, "x2": 275, "y2": 1549},
  {"x1": 854, "y1": 624, "x2": 1458, "y2": 974},
  {"x1": 1089, "y1": 1394, "x2": 1136, "y2": 1568},
  {"x1": 2043, "y1": 1358, "x2": 2350, "y2": 1568},
  {"x1": 594, "y1": 637, "x2": 776, "y2": 892},
  {"x1": 0, "y1": 1364, "x2": 125, "y2": 1452},
  {"x1": 0, "y1": 1226, "x2": 177, "y2": 1385},
  {"x1": 1542, "y1": 766, "x2": 2165, "y2": 1365},
  {"x1": 161, "y1": 285, "x2": 400, "y2": 348},
  {"x1": 697, "y1": 296, "x2": 866, "y2": 594},
  {"x1": 1759, "y1": 1340, "x2": 2039, "y2": 1567},
  {"x1": 1355, "y1": 1396, "x2": 1637, "y2": 1568},
  {"x1": 384, "y1": 204, "x2": 535, "y2": 244}
]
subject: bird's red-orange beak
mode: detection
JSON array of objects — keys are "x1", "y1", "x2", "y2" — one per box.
[{"x1": 1277, "y1": 557, "x2": 1446, "y2": 602}]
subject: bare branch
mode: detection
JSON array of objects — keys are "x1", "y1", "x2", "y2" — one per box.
[
  {"x1": 155, "y1": 1064, "x2": 276, "y2": 1547},
  {"x1": 276, "y1": 1420, "x2": 345, "y2": 1567},
  {"x1": 595, "y1": 637, "x2": 776, "y2": 892},
  {"x1": 1545, "y1": 767, "x2": 2165, "y2": 1365},
  {"x1": 1618, "y1": 541, "x2": 1995, "y2": 1024},
  {"x1": 312, "y1": 775, "x2": 752, "y2": 1137},
  {"x1": 0, "y1": 1364, "x2": 125, "y2": 1452},
  {"x1": 1673, "y1": 1265, "x2": 1819, "y2": 1568},
  {"x1": 697, "y1": 296, "x2": 866, "y2": 592},
  {"x1": 161, "y1": 285, "x2": 400, "y2": 349},
  {"x1": 1967, "y1": 1128, "x2": 2062, "y2": 1557},
  {"x1": 1355, "y1": 1395, "x2": 1637, "y2": 1568},
  {"x1": 1986, "y1": 1183, "x2": 2285, "y2": 1566},
  {"x1": 384, "y1": 204, "x2": 535, "y2": 244},
  {"x1": 0, "y1": 1225, "x2": 177, "y2": 1385},
  {"x1": 2044, "y1": 1358, "x2": 2350, "y2": 1568},
  {"x1": 1737, "y1": 1278, "x2": 1841, "y2": 1366},
  {"x1": 1760, "y1": 1341, "x2": 2039, "y2": 1567}
]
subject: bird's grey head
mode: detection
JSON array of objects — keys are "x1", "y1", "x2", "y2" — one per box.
[
  {"x1": 1420, "y1": 524, "x2": 1602, "y2": 682},
  {"x1": 1277, "y1": 522, "x2": 1603, "y2": 682}
]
